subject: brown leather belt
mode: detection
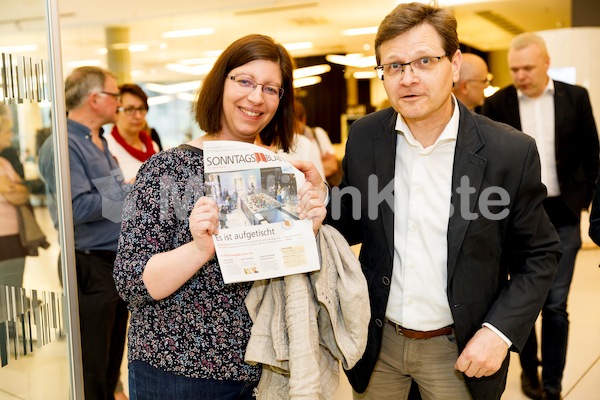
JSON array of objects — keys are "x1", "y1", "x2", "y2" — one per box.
[{"x1": 386, "y1": 319, "x2": 453, "y2": 339}]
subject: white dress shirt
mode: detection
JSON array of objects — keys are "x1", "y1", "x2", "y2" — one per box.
[
  {"x1": 385, "y1": 100, "x2": 459, "y2": 331},
  {"x1": 518, "y1": 79, "x2": 559, "y2": 197}
]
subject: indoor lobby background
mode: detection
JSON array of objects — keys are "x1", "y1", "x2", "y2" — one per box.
[{"x1": 1, "y1": 0, "x2": 599, "y2": 398}]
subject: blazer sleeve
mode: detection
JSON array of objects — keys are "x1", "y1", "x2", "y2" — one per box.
[
  {"x1": 484, "y1": 139, "x2": 561, "y2": 351},
  {"x1": 589, "y1": 172, "x2": 600, "y2": 246},
  {"x1": 575, "y1": 87, "x2": 599, "y2": 207}
]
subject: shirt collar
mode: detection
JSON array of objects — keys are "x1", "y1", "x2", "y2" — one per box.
[
  {"x1": 517, "y1": 77, "x2": 555, "y2": 99},
  {"x1": 394, "y1": 96, "x2": 459, "y2": 153},
  {"x1": 67, "y1": 118, "x2": 106, "y2": 139}
]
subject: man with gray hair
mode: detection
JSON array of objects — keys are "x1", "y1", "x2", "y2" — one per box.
[
  {"x1": 38, "y1": 66, "x2": 129, "y2": 400},
  {"x1": 483, "y1": 32, "x2": 599, "y2": 400}
]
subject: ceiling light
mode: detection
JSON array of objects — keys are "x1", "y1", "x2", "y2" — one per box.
[
  {"x1": 401, "y1": 0, "x2": 491, "y2": 5},
  {"x1": 129, "y1": 44, "x2": 149, "y2": 52},
  {"x1": 67, "y1": 59, "x2": 101, "y2": 68},
  {"x1": 353, "y1": 71, "x2": 378, "y2": 79},
  {"x1": 147, "y1": 95, "x2": 173, "y2": 106},
  {"x1": 293, "y1": 64, "x2": 331, "y2": 79},
  {"x1": 165, "y1": 63, "x2": 213, "y2": 76},
  {"x1": 325, "y1": 54, "x2": 376, "y2": 68},
  {"x1": 283, "y1": 42, "x2": 313, "y2": 51},
  {"x1": 161, "y1": 28, "x2": 215, "y2": 39},
  {"x1": 342, "y1": 27, "x2": 377, "y2": 36},
  {"x1": 294, "y1": 76, "x2": 321, "y2": 88},
  {"x1": 484, "y1": 85, "x2": 500, "y2": 98},
  {"x1": 178, "y1": 57, "x2": 218, "y2": 66},
  {"x1": 145, "y1": 81, "x2": 201, "y2": 95},
  {"x1": 205, "y1": 50, "x2": 223, "y2": 57},
  {"x1": 176, "y1": 92, "x2": 197, "y2": 102},
  {"x1": 0, "y1": 44, "x2": 38, "y2": 53}
]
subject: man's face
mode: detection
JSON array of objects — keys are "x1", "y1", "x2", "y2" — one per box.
[
  {"x1": 379, "y1": 23, "x2": 459, "y2": 125},
  {"x1": 96, "y1": 76, "x2": 121, "y2": 125},
  {"x1": 508, "y1": 44, "x2": 549, "y2": 98}
]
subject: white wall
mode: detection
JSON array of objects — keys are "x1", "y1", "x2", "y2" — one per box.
[{"x1": 537, "y1": 27, "x2": 600, "y2": 129}]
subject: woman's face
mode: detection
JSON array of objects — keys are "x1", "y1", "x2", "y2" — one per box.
[
  {"x1": 219, "y1": 59, "x2": 283, "y2": 143},
  {"x1": 116, "y1": 92, "x2": 148, "y2": 135}
]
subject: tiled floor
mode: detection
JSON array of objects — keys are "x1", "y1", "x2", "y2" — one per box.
[{"x1": 1, "y1": 206, "x2": 599, "y2": 399}]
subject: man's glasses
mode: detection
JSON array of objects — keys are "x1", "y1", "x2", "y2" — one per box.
[
  {"x1": 118, "y1": 106, "x2": 148, "y2": 116},
  {"x1": 228, "y1": 75, "x2": 284, "y2": 100},
  {"x1": 375, "y1": 55, "x2": 447, "y2": 80},
  {"x1": 97, "y1": 91, "x2": 121, "y2": 101},
  {"x1": 466, "y1": 73, "x2": 494, "y2": 86}
]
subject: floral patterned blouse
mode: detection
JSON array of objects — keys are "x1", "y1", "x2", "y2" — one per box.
[{"x1": 113, "y1": 144, "x2": 260, "y2": 382}]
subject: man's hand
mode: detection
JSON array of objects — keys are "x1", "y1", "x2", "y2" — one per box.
[{"x1": 455, "y1": 326, "x2": 509, "y2": 378}]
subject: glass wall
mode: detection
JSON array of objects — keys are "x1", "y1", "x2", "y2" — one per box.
[{"x1": 0, "y1": 0, "x2": 79, "y2": 398}]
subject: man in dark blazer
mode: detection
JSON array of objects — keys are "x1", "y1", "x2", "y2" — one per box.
[
  {"x1": 482, "y1": 32, "x2": 598, "y2": 400},
  {"x1": 325, "y1": 3, "x2": 561, "y2": 399}
]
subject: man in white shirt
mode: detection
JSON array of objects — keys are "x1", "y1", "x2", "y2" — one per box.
[
  {"x1": 325, "y1": 3, "x2": 561, "y2": 399},
  {"x1": 483, "y1": 32, "x2": 599, "y2": 400}
]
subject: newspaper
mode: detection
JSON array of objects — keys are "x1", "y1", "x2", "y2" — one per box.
[{"x1": 204, "y1": 140, "x2": 320, "y2": 284}]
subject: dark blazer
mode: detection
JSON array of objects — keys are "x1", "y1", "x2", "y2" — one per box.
[
  {"x1": 327, "y1": 103, "x2": 560, "y2": 399},
  {"x1": 588, "y1": 166, "x2": 600, "y2": 246},
  {"x1": 481, "y1": 81, "x2": 599, "y2": 218}
]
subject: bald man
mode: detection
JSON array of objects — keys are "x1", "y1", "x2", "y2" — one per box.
[{"x1": 452, "y1": 53, "x2": 490, "y2": 111}]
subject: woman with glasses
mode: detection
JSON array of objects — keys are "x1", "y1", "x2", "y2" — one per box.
[
  {"x1": 105, "y1": 83, "x2": 159, "y2": 182},
  {"x1": 113, "y1": 34, "x2": 326, "y2": 399}
]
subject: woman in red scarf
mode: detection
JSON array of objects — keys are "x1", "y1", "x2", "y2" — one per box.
[{"x1": 106, "y1": 83, "x2": 159, "y2": 182}]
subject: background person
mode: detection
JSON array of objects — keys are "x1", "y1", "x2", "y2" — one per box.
[
  {"x1": 113, "y1": 34, "x2": 325, "y2": 399},
  {"x1": 589, "y1": 170, "x2": 600, "y2": 246},
  {"x1": 296, "y1": 100, "x2": 341, "y2": 186},
  {"x1": 0, "y1": 108, "x2": 30, "y2": 287},
  {"x1": 482, "y1": 32, "x2": 599, "y2": 400},
  {"x1": 38, "y1": 66, "x2": 129, "y2": 400},
  {"x1": 255, "y1": 99, "x2": 325, "y2": 181},
  {"x1": 452, "y1": 52, "x2": 491, "y2": 111},
  {"x1": 143, "y1": 121, "x2": 163, "y2": 152},
  {"x1": 105, "y1": 83, "x2": 160, "y2": 182},
  {"x1": 325, "y1": 3, "x2": 560, "y2": 399}
]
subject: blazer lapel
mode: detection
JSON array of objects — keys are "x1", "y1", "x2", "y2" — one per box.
[
  {"x1": 373, "y1": 111, "x2": 398, "y2": 260},
  {"x1": 506, "y1": 86, "x2": 522, "y2": 130},
  {"x1": 553, "y1": 82, "x2": 567, "y2": 150},
  {"x1": 447, "y1": 106, "x2": 486, "y2": 280}
]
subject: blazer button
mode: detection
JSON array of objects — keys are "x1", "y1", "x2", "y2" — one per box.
[
  {"x1": 382, "y1": 276, "x2": 390, "y2": 285},
  {"x1": 375, "y1": 319, "x2": 383, "y2": 327}
]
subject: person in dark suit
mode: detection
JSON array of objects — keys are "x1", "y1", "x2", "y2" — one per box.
[
  {"x1": 324, "y1": 3, "x2": 561, "y2": 399},
  {"x1": 589, "y1": 171, "x2": 600, "y2": 246},
  {"x1": 482, "y1": 32, "x2": 599, "y2": 400}
]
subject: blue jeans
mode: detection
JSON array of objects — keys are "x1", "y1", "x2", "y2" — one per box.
[
  {"x1": 519, "y1": 222, "x2": 581, "y2": 392},
  {"x1": 129, "y1": 360, "x2": 258, "y2": 400}
]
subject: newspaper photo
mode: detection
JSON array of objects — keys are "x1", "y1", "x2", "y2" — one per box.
[{"x1": 204, "y1": 140, "x2": 320, "y2": 284}]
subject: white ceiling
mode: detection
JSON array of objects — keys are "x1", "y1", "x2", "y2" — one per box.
[{"x1": 1, "y1": 0, "x2": 571, "y2": 83}]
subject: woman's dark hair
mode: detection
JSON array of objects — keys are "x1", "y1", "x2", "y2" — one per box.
[
  {"x1": 119, "y1": 83, "x2": 149, "y2": 110},
  {"x1": 194, "y1": 34, "x2": 296, "y2": 152}
]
